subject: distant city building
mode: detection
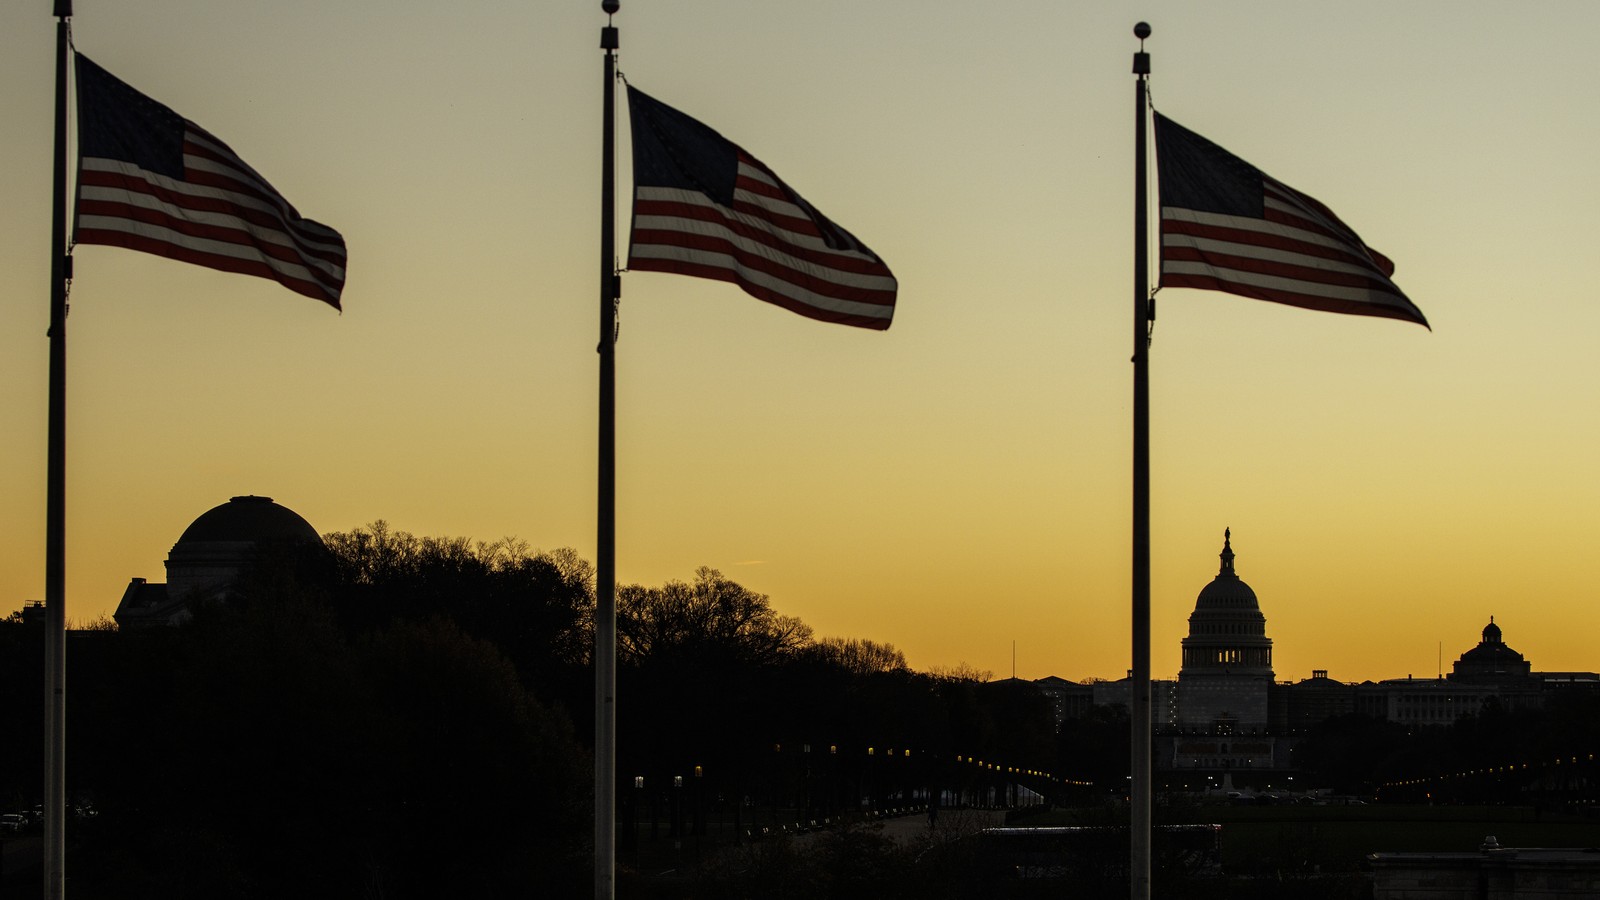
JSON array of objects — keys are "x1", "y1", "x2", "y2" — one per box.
[
  {"x1": 1036, "y1": 530, "x2": 1600, "y2": 783},
  {"x1": 18, "y1": 600, "x2": 46, "y2": 626},
  {"x1": 1373, "y1": 676, "x2": 1508, "y2": 727},
  {"x1": 113, "y1": 495, "x2": 323, "y2": 629},
  {"x1": 1449, "y1": 617, "x2": 1532, "y2": 684},
  {"x1": 1165, "y1": 531, "x2": 1285, "y2": 771},
  {"x1": 1278, "y1": 669, "x2": 1388, "y2": 729},
  {"x1": 1091, "y1": 676, "x2": 1180, "y2": 730},
  {"x1": 1537, "y1": 671, "x2": 1600, "y2": 694},
  {"x1": 1176, "y1": 529, "x2": 1273, "y2": 731},
  {"x1": 1033, "y1": 676, "x2": 1095, "y2": 727},
  {"x1": 1371, "y1": 618, "x2": 1550, "y2": 724},
  {"x1": 1281, "y1": 669, "x2": 1354, "y2": 729}
]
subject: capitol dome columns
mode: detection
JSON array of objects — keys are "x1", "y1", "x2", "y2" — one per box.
[{"x1": 1177, "y1": 529, "x2": 1275, "y2": 729}]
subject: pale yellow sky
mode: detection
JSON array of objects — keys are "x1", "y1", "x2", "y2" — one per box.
[{"x1": 1, "y1": 1, "x2": 1596, "y2": 684}]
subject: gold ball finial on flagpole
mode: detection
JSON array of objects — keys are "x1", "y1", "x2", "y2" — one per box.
[
  {"x1": 1134, "y1": 22, "x2": 1151, "y2": 41},
  {"x1": 602, "y1": 0, "x2": 619, "y2": 14}
]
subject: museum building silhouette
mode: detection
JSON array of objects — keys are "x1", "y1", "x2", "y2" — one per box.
[{"x1": 112, "y1": 495, "x2": 324, "y2": 629}]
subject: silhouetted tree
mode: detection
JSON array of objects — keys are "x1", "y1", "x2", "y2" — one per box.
[
  {"x1": 806, "y1": 636, "x2": 909, "y2": 676},
  {"x1": 615, "y1": 568, "x2": 816, "y2": 803},
  {"x1": 0, "y1": 613, "x2": 45, "y2": 814},
  {"x1": 617, "y1": 566, "x2": 811, "y2": 668},
  {"x1": 1294, "y1": 713, "x2": 1423, "y2": 795},
  {"x1": 353, "y1": 617, "x2": 590, "y2": 897},
  {"x1": 67, "y1": 581, "x2": 590, "y2": 898},
  {"x1": 1057, "y1": 702, "x2": 1132, "y2": 790},
  {"x1": 975, "y1": 679, "x2": 1057, "y2": 772},
  {"x1": 927, "y1": 662, "x2": 993, "y2": 683},
  {"x1": 320, "y1": 521, "x2": 594, "y2": 715}
]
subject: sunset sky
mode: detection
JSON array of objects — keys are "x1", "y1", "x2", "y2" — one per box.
[{"x1": 1, "y1": 1, "x2": 1595, "y2": 685}]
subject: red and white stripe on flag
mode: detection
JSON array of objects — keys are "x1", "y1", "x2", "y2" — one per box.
[
  {"x1": 625, "y1": 85, "x2": 896, "y2": 330},
  {"x1": 1155, "y1": 112, "x2": 1425, "y2": 328},
  {"x1": 73, "y1": 54, "x2": 346, "y2": 309},
  {"x1": 630, "y1": 153, "x2": 897, "y2": 330}
]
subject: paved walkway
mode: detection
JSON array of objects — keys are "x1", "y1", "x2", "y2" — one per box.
[
  {"x1": 0, "y1": 835, "x2": 42, "y2": 893},
  {"x1": 788, "y1": 807, "x2": 1007, "y2": 851},
  {"x1": 878, "y1": 808, "x2": 1007, "y2": 844}
]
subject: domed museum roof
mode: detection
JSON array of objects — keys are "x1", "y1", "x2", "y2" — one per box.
[
  {"x1": 116, "y1": 495, "x2": 323, "y2": 630},
  {"x1": 175, "y1": 495, "x2": 321, "y2": 546}
]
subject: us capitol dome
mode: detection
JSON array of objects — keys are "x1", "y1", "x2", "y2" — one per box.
[
  {"x1": 1177, "y1": 528, "x2": 1275, "y2": 730},
  {"x1": 1165, "y1": 528, "x2": 1284, "y2": 773}
]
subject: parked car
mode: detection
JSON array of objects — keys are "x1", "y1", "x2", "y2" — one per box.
[{"x1": 0, "y1": 813, "x2": 25, "y2": 833}]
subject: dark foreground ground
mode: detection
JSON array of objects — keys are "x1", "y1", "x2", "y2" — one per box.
[
  {"x1": 1, "y1": 834, "x2": 41, "y2": 896},
  {"x1": 619, "y1": 803, "x2": 1600, "y2": 900},
  {"x1": 8, "y1": 804, "x2": 1600, "y2": 899}
]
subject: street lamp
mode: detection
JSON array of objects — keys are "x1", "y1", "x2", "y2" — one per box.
[
  {"x1": 672, "y1": 775, "x2": 683, "y2": 846},
  {"x1": 693, "y1": 766, "x2": 704, "y2": 842},
  {"x1": 629, "y1": 776, "x2": 644, "y2": 858},
  {"x1": 800, "y1": 744, "x2": 812, "y2": 824}
]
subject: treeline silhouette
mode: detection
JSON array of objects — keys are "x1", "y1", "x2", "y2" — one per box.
[
  {"x1": 9, "y1": 526, "x2": 1599, "y2": 896},
  {"x1": 0, "y1": 523, "x2": 1062, "y2": 897},
  {"x1": 1297, "y1": 695, "x2": 1600, "y2": 802}
]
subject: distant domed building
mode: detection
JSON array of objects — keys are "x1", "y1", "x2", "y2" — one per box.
[
  {"x1": 1449, "y1": 617, "x2": 1534, "y2": 684},
  {"x1": 1052, "y1": 530, "x2": 1600, "y2": 788},
  {"x1": 113, "y1": 496, "x2": 323, "y2": 629},
  {"x1": 1177, "y1": 529, "x2": 1274, "y2": 730},
  {"x1": 1163, "y1": 530, "x2": 1287, "y2": 775}
]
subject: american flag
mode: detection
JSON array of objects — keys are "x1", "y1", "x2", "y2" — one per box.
[
  {"x1": 625, "y1": 86, "x2": 897, "y2": 330},
  {"x1": 1155, "y1": 112, "x2": 1426, "y2": 328},
  {"x1": 73, "y1": 54, "x2": 347, "y2": 310}
]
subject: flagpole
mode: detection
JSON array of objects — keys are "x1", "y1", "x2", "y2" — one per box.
[
  {"x1": 1130, "y1": 21, "x2": 1153, "y2": 900},
  {"x1": 595, "y1": 2, "x2": 620, "y2": 898},
  {"x1": 45, "y1": 3, "x2": 73, "y2": 898}
]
